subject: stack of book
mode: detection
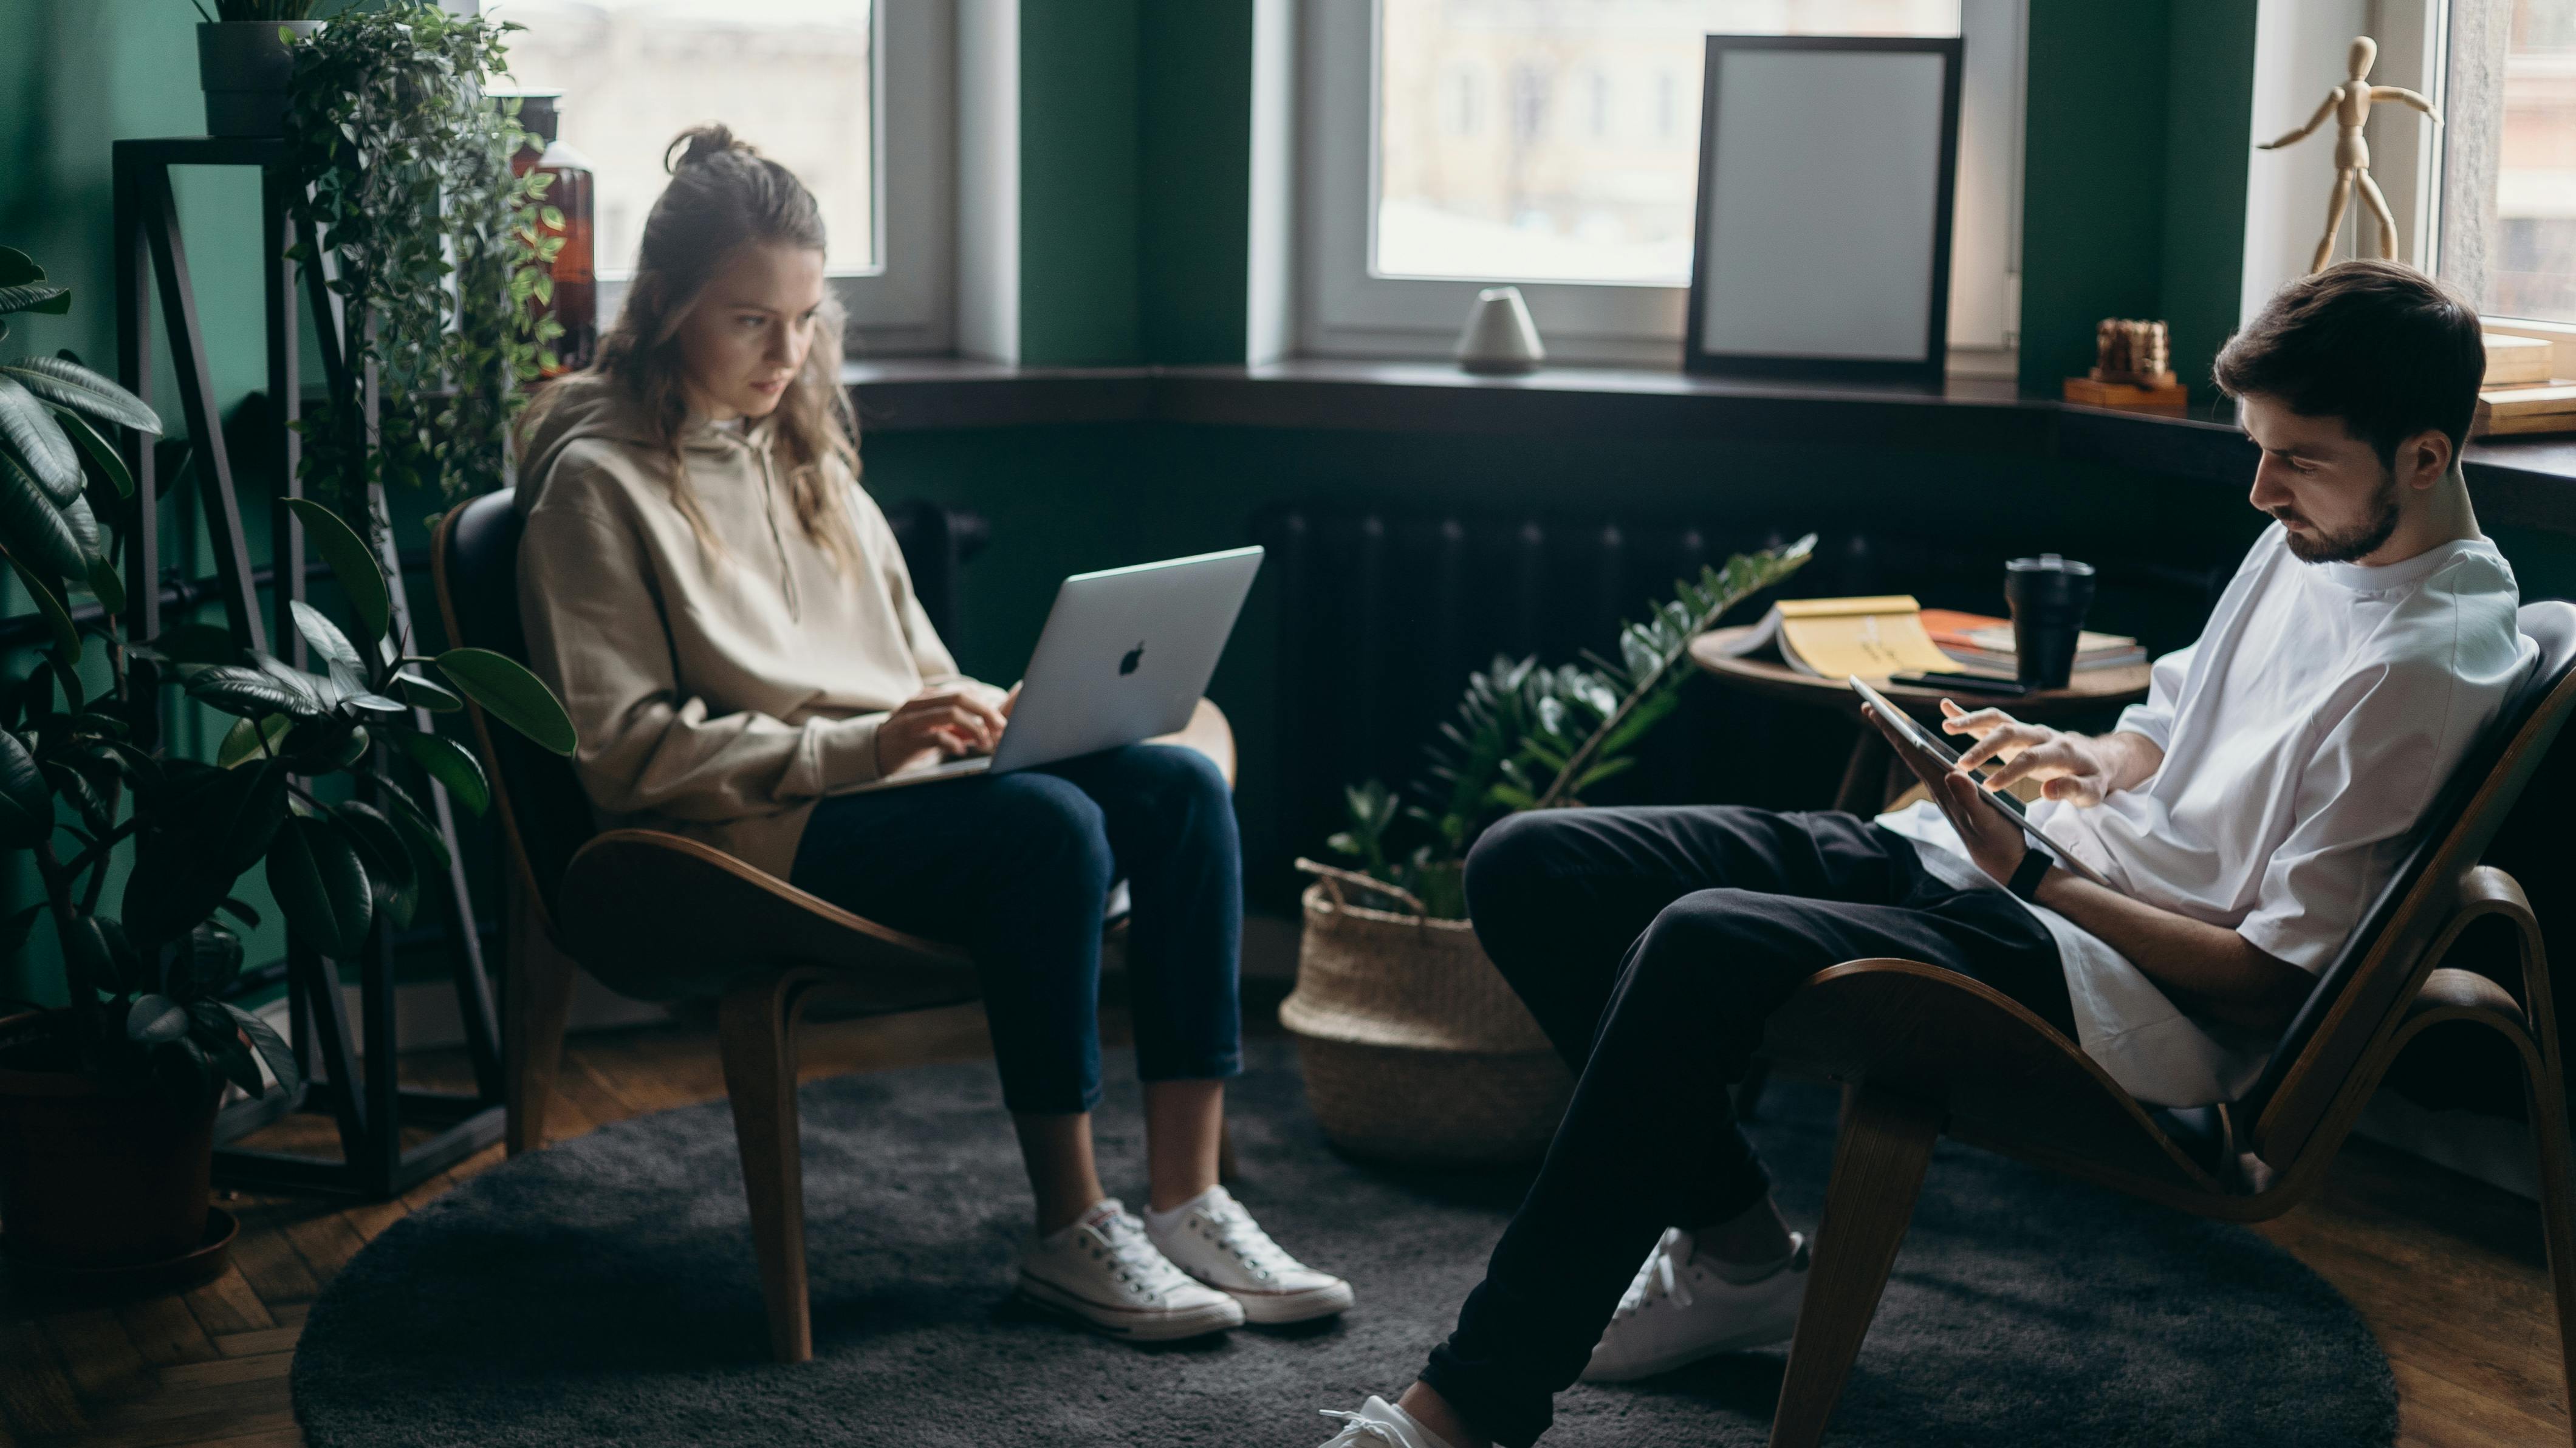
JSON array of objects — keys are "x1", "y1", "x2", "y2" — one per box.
[
  {"x1": 1920, "y1": 609, "x2": 2146, "y2": 674},
  {"x1": 2472, "y1": 333, "x2": 2576, "y2": 437}
]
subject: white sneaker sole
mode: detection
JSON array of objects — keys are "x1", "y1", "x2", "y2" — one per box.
[
  {"x1": 1578, "y1": 1302, "x2": 1801, "y2": 1382},
  {"x1": 1215, "y1": 1276, "x2": 1355, "y2": 1325},
  {"x1": 1016, "y1": 1272, "x2": 1245, "y2": 1342}
]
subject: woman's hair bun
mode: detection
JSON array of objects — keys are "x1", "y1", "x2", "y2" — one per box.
[{"x1": 665, "y1": 124, "x2": 755, "y2": 175}]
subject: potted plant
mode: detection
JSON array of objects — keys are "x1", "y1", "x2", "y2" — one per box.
[
  {"x1": 191, "y1": 1, "x2": 343, "y2": 138},
  {"x1": 0, "y1": 246, "x2": 575, "y2": 1282},
  {"x1": 1284, "y1": 535, "x2": 1814, "y2": 1165}
]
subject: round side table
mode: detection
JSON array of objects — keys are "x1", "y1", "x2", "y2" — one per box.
[{"x1": 1687, "y1": 626, "x2": 2154, "y2": 814}]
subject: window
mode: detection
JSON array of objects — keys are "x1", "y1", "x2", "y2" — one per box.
[
  {"x1": 1303, "y1": 0, "x2": 2026, "y2": 371},
  {"x1": 486, "y1": 0, "x2": 953, "y2": 355},
  {"x1": 2442, "y1": 0, "x2": 2576, "y2": 323}
]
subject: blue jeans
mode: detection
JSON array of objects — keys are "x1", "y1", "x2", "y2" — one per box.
[{"x1": 787, "y1": 743, "x2": 1244, "y2": 1115}]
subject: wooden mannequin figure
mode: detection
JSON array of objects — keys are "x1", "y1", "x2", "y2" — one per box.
[{"x1": 2258, "y1": 35, "x2": 2442, "y2": 272}]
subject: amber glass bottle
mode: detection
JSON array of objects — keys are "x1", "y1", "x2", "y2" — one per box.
[{"x1": 505, "y1": 92, "x2": 597, "y2": 377}]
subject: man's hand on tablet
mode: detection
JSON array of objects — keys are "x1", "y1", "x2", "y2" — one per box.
[
  {"x1": 1863, "y1": 702, "x2": 2030, "y2": 887},
  {"x1": 1939, "y1": 700, "x2": 2128, "y2": 806}
]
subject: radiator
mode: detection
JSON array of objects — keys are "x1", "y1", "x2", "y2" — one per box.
[{"x1": 1247, "y1": 503, "x2": 2231, "y2": 898}]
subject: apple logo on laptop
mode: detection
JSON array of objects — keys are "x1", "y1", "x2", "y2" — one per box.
[{"x1": 1120, "y1": 641, "x2": 1145, "y2": 676}]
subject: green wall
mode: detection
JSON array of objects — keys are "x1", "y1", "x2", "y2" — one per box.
[{"x1": 2017, "y1": 0, "x2": 2259, "y2": 407}]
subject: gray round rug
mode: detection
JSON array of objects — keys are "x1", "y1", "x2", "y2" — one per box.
[{"x1": 292, "y1": 1040, "x2": 2395, "y2": 1447}]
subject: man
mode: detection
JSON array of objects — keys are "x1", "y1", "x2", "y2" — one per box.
[{"x1": 1308, "y1": 260, "x2": 2538, "y2": 1448}]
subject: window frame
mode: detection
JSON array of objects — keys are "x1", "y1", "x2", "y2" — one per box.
[
  {"x1": 537, "y1": 0, "x2": 956, "y2": 358},
  {"x1": 1295, "y1": 0, "x2": 2026, "y2": 374}
]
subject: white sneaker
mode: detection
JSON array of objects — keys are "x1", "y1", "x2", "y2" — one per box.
[
  {"x1": 1016, "y1": 1198, "x2": 1246, "y2": 1342},
  {"x1": 1146, "y1": 1184, "x2": 1356, "y2": 1325},
  {"x1": 1578, "y1": 1228, "x2": 1809, "y2": 1382},
  {"x1": 1313, "y1": 1395, "x2": 1456, "y2": 1448}
]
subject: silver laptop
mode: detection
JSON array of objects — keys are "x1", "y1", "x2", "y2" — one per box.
[{"x1": 843, "y1": 545, "x2": 1264, "y2": 792}]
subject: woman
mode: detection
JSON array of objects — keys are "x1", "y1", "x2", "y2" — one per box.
[{"x1": 515, "y1": 126, "x2": 1349, "y2": 1343}]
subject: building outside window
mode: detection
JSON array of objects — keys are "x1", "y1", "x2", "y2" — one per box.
[
  {"x1": 2479, "y1": 0, "x2": 2576, "y2": 321},
  {"x1": 484, "y1": 0, "x2": 953, "y2": 355},
  {"x1": 1308, "y1": 0, "x2": 2022, "y2": 369}
]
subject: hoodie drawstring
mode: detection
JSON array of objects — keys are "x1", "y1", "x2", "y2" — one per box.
[{"x1": 748, "y1": 435, "x2": 801, "y2": 622}]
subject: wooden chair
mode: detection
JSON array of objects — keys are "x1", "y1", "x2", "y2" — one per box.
[
  {"x1": 1758, "y1": 600, "x2": 2576, "y2": 1448},
  {"x1": 431, "y1": 488, "x2": 1238, "y2": 1364}
]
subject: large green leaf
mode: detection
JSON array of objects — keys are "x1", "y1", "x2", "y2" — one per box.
[
  {"x1": 0, "y1": 357, "x2": 160, "y2": 433},
  {"x1": 222, "y1": 1002, "x2": 300, "y2": 1098},
  {"x1": 0, "y1": 282, "x2": 70, "y2": 316},
  {"x1": 186, "y1": 923, "x2": 245, "y2": 992},
  {"x1": 52, "y1": 407, "x2": 133, "y2": 499},
  {"x1": 332, "y1": 801, "x2": 417, "y2": 929},
  {"x1": 216, "y1": 714, "x2": 293, "y2": 768},
  {"x1": 83, "y1": 553, "x2": 125, "y2": 615},
  {"x1": 185, "y1": 664, "x2": 326, "y2": 720},
  {"x1": 0, "y1": 728, "x2": 48, "y2": 849},
  {"x1": 162, "y1": 757, "x2": 289, "y2": 875},
  {"x1": 391, "y1": 670, "x2": 464, "y2": 712},
  {"x1": 3, "y1": 548, "x2": 81, "y2": 664},
  {"x1": 435, "y1": 647, "x2": 575, "y2": 756},
  {"x1": 126, "y1": 994, "x2": 191, "y2": 1045},
  {"x1": 0, "y1": 448, "x2": 88, "y2": 578},
  {"x1": 0, "y1": 377, "x2": 80, "y2": 500},
  {"x1": 290, "y1": 598, "x2": 367, "y2": 680},
  {"x1": 282, "y1": 497, "x2": 390, "y2": 646},
  {"x1": 378, "y1": 776, "x2": 453, "y2": 876},
  {"x1": 396, "y1": 728, "x2": 490, "y2": 814},
  {"x1": 0, "y1": 248, "x2": 39, "y2": 287},
  {"x1": 267, "y1": 814, "x2": 374, "y2": 958}
]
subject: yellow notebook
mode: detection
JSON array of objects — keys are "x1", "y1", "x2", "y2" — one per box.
[{"x1": 1716, "y1": 596, "x2": 1959, "y2": 680}]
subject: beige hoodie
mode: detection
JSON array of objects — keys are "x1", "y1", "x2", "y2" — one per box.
[{"x1": 515, "y1": 374, "x2": 970, "y2": 878}]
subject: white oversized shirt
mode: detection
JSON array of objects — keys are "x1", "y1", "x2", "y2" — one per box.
[{"x1": 1879, "y1": 522, "x2": 2534, "y2": 1105}]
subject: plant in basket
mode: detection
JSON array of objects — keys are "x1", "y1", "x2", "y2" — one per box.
[
  {"x1": 0, "y1": 245, "x2": 576, "y2": 1280},
  {"x1": 1282, "y1": 533, "x2": 1812, "y2": 1167}
]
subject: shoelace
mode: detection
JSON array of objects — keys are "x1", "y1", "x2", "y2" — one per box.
[
  {"x1": 1095, "y1": 1211, "x2": 1198, "y2": 1302},
  {"x1": 1197, "y1": 1197, "x2": 1306, "y2": 1282},
  {"x1": 1614, "y1": 1227, "x2": 1696, "y2": 1317},
  {"x1": 1317, "y1": 1409, "x2": 1405, "y2": 1445}
]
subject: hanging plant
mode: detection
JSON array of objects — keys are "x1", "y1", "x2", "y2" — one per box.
[{"x1": 279, "y1": 1, "x2": 553, "y2": 513}]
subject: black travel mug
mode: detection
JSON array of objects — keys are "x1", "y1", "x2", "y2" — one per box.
[{"x1": 2004, "y1": 555, "x2": 2097, "y2": 689}]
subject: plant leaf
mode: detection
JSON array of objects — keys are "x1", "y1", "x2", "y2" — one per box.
[
  {"x1": 378, "y1": 777, "x2": 453, "y2": 876},
  {"x1": 0, "y1": 728, "x2": 48, "y2": 849},
  {"x1": 187, "y1": 923, "x2": 246, "y2": 991},
  {"x1": 397, "y1": 729, "x2": 490, "y2": 814},
  {"x1": 0, "y1": 282, "x2": 70, "y2": 316},
  {"x1": 282, "y1": 497, "x2": 390, "y2": 646},
  {"x1": 83, "y1": 553, "x2": 125, "y2": 615},
  {"x1": 332, "y1": 801, "x2": 417, "y2": 928},
  {"x1": 434, "y1": 647, "x2": 575, "y2": 756},
  {"x1": 267, "y1": 813, "x2": 374, "y2": 958},
  {"x1": 391, "y1": 669, "x2": 463, "y2": 712},
  {"x1": 0, "y1": 357, "x2": 160, "y2": 433},
  {"x1": 0, "y1": 378, "x2": 82, "y2": 499},
  {"x1": 127, "y1": 993, "x2": 191, "y2": 1044},
  {"x1": 217, "y1": 713, "x2": 293, "y2": 768},
  {"x1": 0, "y1": 449, "x2": 88, "y2": 578},
  {"x1": 289, "y1": 598, "x2": 366, "y2": 679},
  {"x1": 0, "y1": 248, "x2": 40, "y2": 287},
  {"x1": 186, "y1": 664, "x2": 326, "y2": 720},
  {"x1": 222, "y1": 1002, "x2": 300, "y2": 1098},
  {"x1": 51, "y1": 407, "x2": 132, "y2": 499}
]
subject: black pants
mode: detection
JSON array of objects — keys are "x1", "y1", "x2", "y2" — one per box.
[{"x1": 1419, "y1": 806, "x2": 2074, "y2": 1448}]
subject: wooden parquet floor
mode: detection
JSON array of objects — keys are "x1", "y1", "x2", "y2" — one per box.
[{"x1": 2, "y1": 995, "x2": 2568, "y2": 1447}]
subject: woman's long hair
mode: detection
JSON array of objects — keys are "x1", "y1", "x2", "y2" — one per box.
[{"x1": 521, "y1": 124, "x2": 863, "y2": 573}]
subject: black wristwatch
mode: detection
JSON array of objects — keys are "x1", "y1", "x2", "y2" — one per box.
[{"x1": 2007, "y1": 849, "x2": 2055, "y2": 903}]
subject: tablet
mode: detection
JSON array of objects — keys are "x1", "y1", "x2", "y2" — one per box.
[{"x1": 1846, "y1": 675, "x2": 2117, "y2": 890}]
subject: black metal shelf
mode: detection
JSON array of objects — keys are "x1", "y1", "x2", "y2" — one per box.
[{"x1": 113, "y1": 137, "x2": 504, "y2": 1200}]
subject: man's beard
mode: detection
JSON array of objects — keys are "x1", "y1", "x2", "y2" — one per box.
[{"x1": 2275, "y1": 466, "x2": 2402, "y2": 564}]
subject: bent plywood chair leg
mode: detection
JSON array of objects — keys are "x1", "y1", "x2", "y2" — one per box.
[
  {"x1": 1769, "y1": 1083, "x2": 1944, "y2": 1448},
  {"x1": 721, "y1": 972, "x2": 814, "y2": 1364},
  {"x1": 504, "y1": 881, "x2": 581, "y2": 1156},
  {"x1": 2507, "y1": 906, "x2": 2576, "y2": 1446}
]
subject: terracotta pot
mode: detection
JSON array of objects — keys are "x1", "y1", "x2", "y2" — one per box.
[
  {"x1": 0, "y1": 1013, "x2": 219, "y2": 1271},
  {"x1": 197, "y1": 21, "x2": 323, "y2": 137}
]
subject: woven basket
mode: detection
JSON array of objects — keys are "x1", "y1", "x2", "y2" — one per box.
[{"x1": 1280, "y1": 861, "x2": 1574, "y2": 1166}]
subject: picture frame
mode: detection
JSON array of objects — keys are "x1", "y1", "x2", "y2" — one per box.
[{"x1": 1683, "y1": 35, "x2": 1965, "y2": 385}]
